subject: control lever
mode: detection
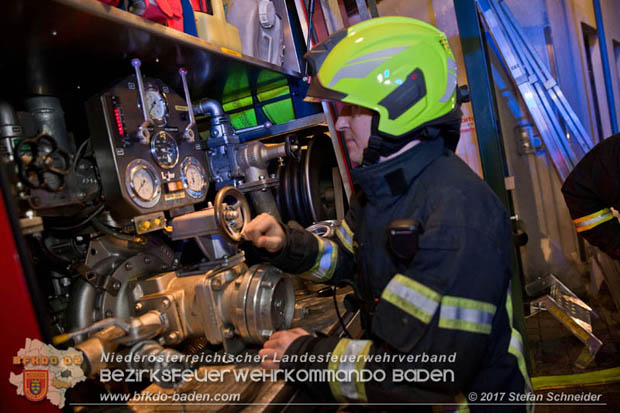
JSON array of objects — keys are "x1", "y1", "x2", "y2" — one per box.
[
  {"x1": 131, "y1": 58, "x2": 152, "y2": 144},
  {"x1": 178, "y1": 68, "x2": 196, "y2": 143},
  {"x1": 234, "y1": 121, "x2": 272, "y2": 135}
]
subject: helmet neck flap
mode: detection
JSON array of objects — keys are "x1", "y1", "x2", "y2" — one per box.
[{"x1": 362, "y1": 105, "x2": 463, "y2": 166}]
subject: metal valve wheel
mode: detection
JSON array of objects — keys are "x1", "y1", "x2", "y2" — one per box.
[
  {"x1": 214, "y1": 186, "x2": 251, "y2": 243},
  {"x1": 14, "y1": 133, "x2": 71, "y2": 192}
]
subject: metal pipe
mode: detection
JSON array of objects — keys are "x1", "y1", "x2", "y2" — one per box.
[
  {"x1": 304, "y1": 0, "x2": 316, "y2": 77},
  {"x1": 0, "y1": 101, "x2": 21, "y2": 161},
  {"x1": 0, "y1": 101, "x2": 19, "y2": 131},
  {"x1": 193, "y1": 98, "x2": 226, "y2": 117},
  {"x1": 24, "y1": 96, "x2": 75, "y2": 153},
  {"x1": 367, "y1": 0, "x2": 379, "y2": 18},
  {"x1": 593, "y1": 0, "x2": 618, "y2": 134},
  {"x1": 245, "y1": 165, "x2": 281, "y2": 219},
  {"x1": 249, "y1": 189, "x2": 281, "y2": 219},
  {"x1": 355, "y1": 0, "x2": 371, "y2": 21}
]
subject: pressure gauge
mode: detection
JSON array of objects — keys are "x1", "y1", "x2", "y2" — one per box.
[
  {"x1": 151, "y1": 131, "x2": 179, "y2": 169},
  {"x1": 125, "y1": 159, "x2": 161, "y2": 208},
  {"x1": 144, "y1": 88, "x2": 168, "y2": 125},
  {"x1": 180, "y1": 156, "x2": 208, "y2": 199}
]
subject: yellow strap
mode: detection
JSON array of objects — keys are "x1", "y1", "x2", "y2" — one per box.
[
  {"x1": 573, "y1": 208, "x2": 611, "y2": 224},
  {"x1": 454, "y1": 393, "x2": 470, "y2": 413},
  {"x1": 441, "y1": 295, "x2": 497, "y2": 314},
  {"x1": 381, "y1": 274, "x2": 441, "y2": 323},
  {"x1": 328, "y1": 338, "x2": 373, "y2": 403},
  {"x1": 328, "y1": 339, "x2": 349, "y2": 403},
  {"x1": 506, "y1": 289, "x2": 534, "y2": 394},
  {"x1": 393, "y1": 274, "x2": 442, "y2": 302},
  {"x1": 354, "y1": 341, "x2": 372, "y2": 402},
  {"x1": 335, "y1": 223, "x2": 354, "y2": 254},
  {"x1": 532, "y1": 367, "x2": 620, "y2": 391},
  {"x1": 573, "y1": 208, "x2": 614, "y2": 232}
]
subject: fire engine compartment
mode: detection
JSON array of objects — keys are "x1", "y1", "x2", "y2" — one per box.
[{"x1": 0, "y1": 0, "x2": 352, "y2": 406}]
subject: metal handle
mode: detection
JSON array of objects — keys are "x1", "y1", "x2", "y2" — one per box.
[
  {"x1": 131, "y1": 58, "x2": 152, "y2": 144},
  {"x1": 235, "y1": 121, "x2": 272, "y2": 135},
  {"x1": 178, "y1": 68, "x2": 196, "y2": 143}
]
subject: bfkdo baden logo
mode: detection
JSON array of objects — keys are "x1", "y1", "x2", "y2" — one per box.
[
  {"x1": 9, "y1": 338, "x2": 86, "y2": 408},
  {"x1": 24, "y1": 370, "x2": 49, "y2": 402}
]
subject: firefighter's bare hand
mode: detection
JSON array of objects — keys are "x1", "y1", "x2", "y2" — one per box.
[
  {"x1": 242, "y1": 213, "x2": 286, "y2": 253},
  {"x1": 259, "y1": 328, "x2": 311, "y2": 370}
]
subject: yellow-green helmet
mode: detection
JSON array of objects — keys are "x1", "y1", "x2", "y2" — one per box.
[{"x1": 305, "y1": 17, "x2": 462, "y2": 162}]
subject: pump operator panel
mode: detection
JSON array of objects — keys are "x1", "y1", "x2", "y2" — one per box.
[{"x1": 86, "y1": 75, "x2": 209, "y2": 219}]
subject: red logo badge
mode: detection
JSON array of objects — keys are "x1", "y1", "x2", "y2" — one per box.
[{"x1": 23, "y1": 370, "x2": 48, "y2": 402}]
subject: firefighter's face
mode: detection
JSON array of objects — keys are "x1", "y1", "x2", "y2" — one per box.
[{"x1": 335, "y1": 104, "x2": 374, "y2": 167}]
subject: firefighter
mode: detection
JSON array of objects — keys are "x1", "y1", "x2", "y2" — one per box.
[
  {"x1": 561, "y1": 133, "x2": 620, "y2": 260},
  {"x1": 243, "y1": 17, "x2": 531, "y2": 410}
]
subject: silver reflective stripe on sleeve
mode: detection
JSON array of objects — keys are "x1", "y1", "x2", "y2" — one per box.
[
  {"x1": 573, "y1": 208, "x2": 614, "y2": 232},
  {"x1": 299, "y1": 235, "x2": 338, "y2": 282},
  {"x1": 380, "y1": 274, "x2": 441, "y2": 323},
  {"x1": 438, "y1": 296, "x2": 497, "y2": 334},
  {"x1": 506, "y1": 284, "x2": 534, "y2": 413},
  {"x1": 335, "y1": 220, "x2": 354, "y2": 254},
  {"x1": 510, "y1": 330, "x2": 524, "y2": 356},
  {"x1": 328, "y1": 338, "x2": 373, "y2": 402}
]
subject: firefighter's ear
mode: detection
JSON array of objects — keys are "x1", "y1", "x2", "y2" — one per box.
[{"x1": 387, "y1": 219, "x2": 423, "y2": 263}]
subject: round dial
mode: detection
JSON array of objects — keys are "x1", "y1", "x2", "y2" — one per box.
[
  {"x1": 144, "y1": 88, "x2": 168, "y2": 124},
  {"x1": 132, "y1": 168, "x2": 156, "y2": 200},
  {"x1": 125, "y1": 159, "x2": 161, "y2": 209},
  {"x1": 150, "y1": 131, "x2": 179, "y2": 169},
  {"x1": 180, "y1": 157, "x2": 208, "y2": 199}
]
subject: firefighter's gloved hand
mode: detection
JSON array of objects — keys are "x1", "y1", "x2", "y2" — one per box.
[
  {"x1": 259, "y1": 328, "x2": 310, "y2": 370},
  {"x1": 242, "y1": 213, "x2": 286, "y2": 253}
]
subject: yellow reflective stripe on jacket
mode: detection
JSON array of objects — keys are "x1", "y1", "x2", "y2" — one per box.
[
  {"x1": 335, "y1": 219, "x2": 355, "y2": 254},
  {"x1": 506, "y1": 286, "x2": 534, "y2": 413},
  {"x1": 573, "y1": 208, "x2": 614, "y2": 232},
  {"x1": 381, "y1": 274, "x2": 441, "y2": 323},
  {"x1": 299, "y1": 235, "x2": 338, "y2": 282},
  {"x1": 454, "y1": 393, "x2": 470, "y2": 412},
  {"x1": 328, "y1": 338, "x2": 373, "y2": 402},
  {"x1": 438, "y1": 296, "x2": 497, "y2": 335}
]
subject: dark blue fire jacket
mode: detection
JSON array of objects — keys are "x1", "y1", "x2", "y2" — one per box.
[
  {"x1": 562, "y1": 133, "x2": 620, "y2": 259},
  {"x1": 265, "y1": 138, "x2": 532, "y2": 411}
]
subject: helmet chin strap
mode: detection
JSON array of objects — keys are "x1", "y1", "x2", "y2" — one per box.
[
  {"x1": 361, "y1": 114, "x2": 441, "y2": 166},
  {"x1": 360, "y1": 107, "x2": 463, "y2": 166},
  {"x1": 361, "y1": 135, "x2": 382, "y2": 166}
]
